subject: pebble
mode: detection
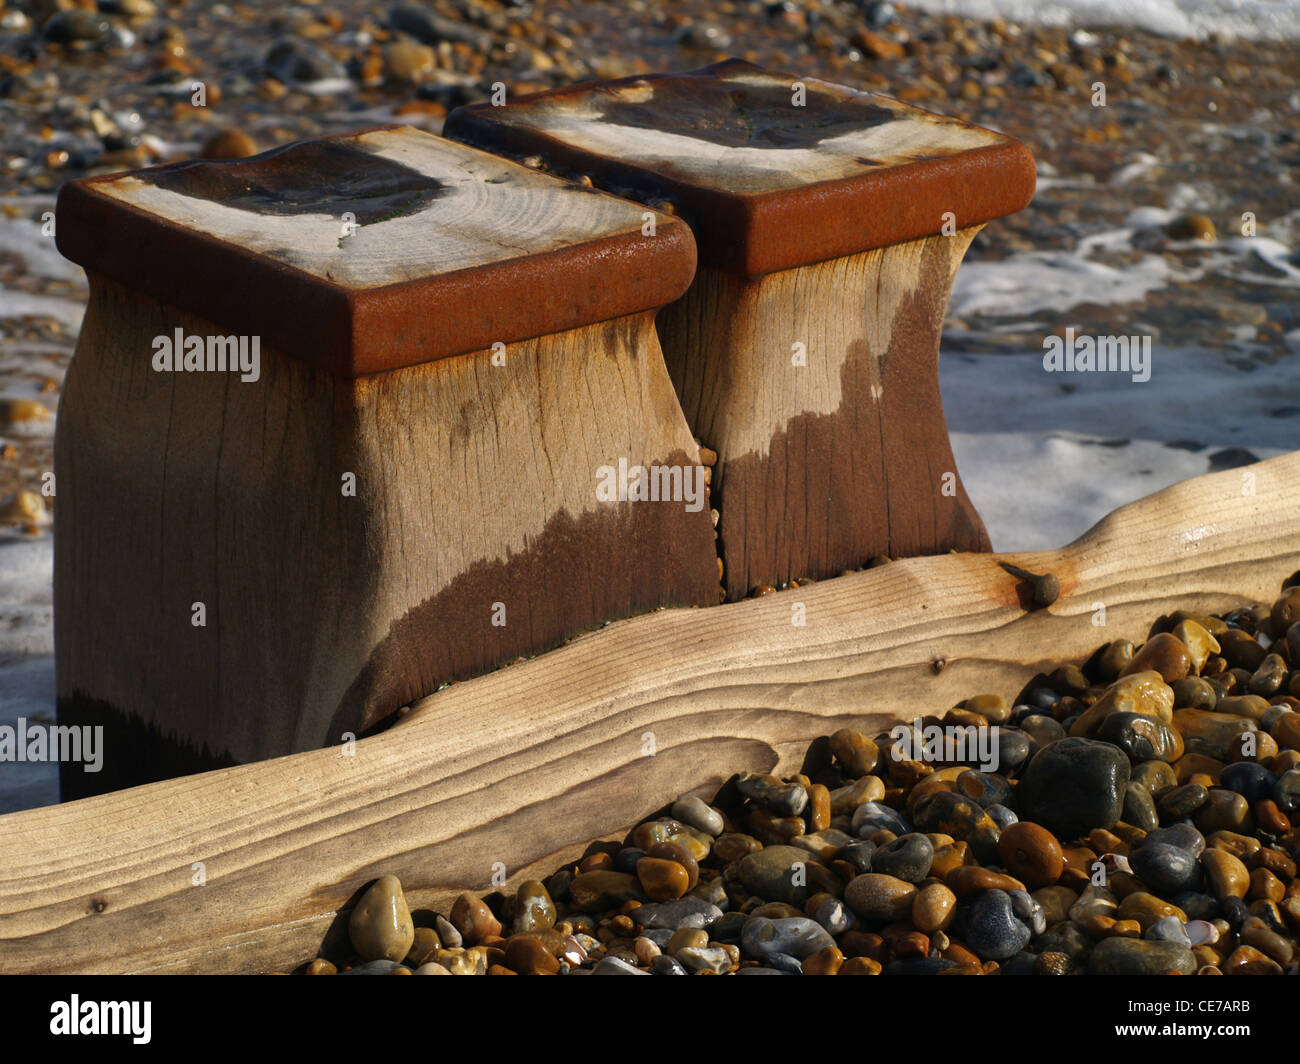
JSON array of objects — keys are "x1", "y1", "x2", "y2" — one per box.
[
  {"x1": 1171, "y1": 620, "x2": 1221, "y2": 674},
  {"x1": 964, "y1": 889, "x2": 1032, "y2": 960},
  {"x1": 829, "y1": 775, "x2": 886, "y2": 815},
  {"x1": 1072, "y1": 671, "x2": 1174, "y2": 737},
  {"x1": 1090, "y1": 937, "x2": 1197, "y2": 975},
  {"x1": 348, "y1": 875, "x2": 415, "y2": 963},
  {"x1": 738, "y1": 845, "x2": 816, "y2": 905},
  {"x1": 843, "y1": 874, "x2": 917, "y2": 921},
  {"x1": 1096, "y1": 712, "x2": 1184, "y2": 762},
  {"x1": 809, "y1": 894, "x2": 857, "y2": 936},
  {"x1": 741, "y1": 916, "x2": 835, "y2": 962},
  {"x1": 957, "y1": 770, "x2": 1013, "y2": 808},
  {"x1": 568, "y1": 871, "x2": 643, "y2": 911},
  {"x1": 802, "y1": 945, "x2": 844, "y2": 975},
  {"x1": 1121, "y1": 633, "x2": 1193, "y2": 683},
  {"x1": 678, "y1": 944, "x2": 736, "y2": 974},
  {"x1": 1016, "y1": 738, "x2": 1130, "y2": 842},
  {"x1": 1274, "y1": 768, "x2": 1300, "y2": 813},
  {"x1": 1240, "y1": 918, "x2": 1293, "y2": 965},
  {"x1": 504, "y1": 935, "x2": 559, "y2": 975},
  {"x1": 650, "y1": 955, "x2": 687, "y2": 975},
  {"x1": 1131, "y1": 842, "x2": 1203, "y2": 895},
  {"x1": 997, "y1": 821, "x2": 1064, "y2": 888},
  {"x1": 1201, "y1": 848, "x2": 1249, "y2": 901},
  {"x1": 1164, "y1": 213, "x2": 1217, "y2": 242},
  {"x1": 1220, "y1": 761, "x2": 1277, "y2": 802},
  {"x1": 1194, "y1": 789, "x2": 1253, "y2": 834},
  {"x1": 1145, "y1": 915, "x2": 1191, "y2": 945},
  {"x1": 339, "y1": 959, "x2": 402, "y2": 975},
  {"x1": 511, "y1": 880, "x2": 555, "y2": 933},
  {"x1": 449, "y1": 892, "x2": 501, "y2": 945},
  {"x1": 1069, "y1": 884, "x2": 1119, "y2": 923},
  {"x1": 910, "y1": 791, "x2": 1001, "y2": 863},
  {"x1": 870, "y1": 833, "x2": 934, "y2": 883},
  {"x1": 636, "y1": 857, "x2": 690, "y2": 901},
  {"x1": 851, "y1": 801, "x2": 911, "y2": 837},
  {"x1": 1122, "y1": 782, "x2": 1160, "y2": 832},
  {"x1": 264, "y1": 38, "x2": 347, "y2": 84},
  {"x1": 712, "y1": 833, "x2": 762, "y2": 863},
  {"x1": 910, "y1": 882, "x2": 957, "y2": 933},
  {"x1": 42, "y1": 10, "x2": 112, "y2": 44},
  {"x1": 1175, "y1": 709, "x2": 1259, "y2": 762},
  {"x1": 200, "y1": 128, "x2": 258, "y2": 160},
  {"x1": 632, "y1": 898, "x2": 721, "y2": 931},
  {"x1": 591, "y1": 956, "x2": 647, "y2": 975},
  {"x1": 736, "y1": 771, "x2": 807, "y2": 816},
  {"x1": 1117, "y1": 893, "x2": 1187, "y2": 931},
  {"x1": 672, "y1": 795, "x2": 724, "y2": 836},
  {"x1": 1157, "y1": 782, "x2": 1209, "y2": 819},
  {"x1": 829, "y1": 728, "x2": 879, "y2": 776},
  {"x1": 947, "y1": 866, "x2": 1027, "y2": 897}
]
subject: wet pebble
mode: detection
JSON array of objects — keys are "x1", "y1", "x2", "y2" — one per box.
[
  {"x1": 672, "y1": 795, "x2": 724, "y2": 836},
  {"x1": 964, "y1": 889, "x2": 1032, "y2": 960},
  {"x1": 349, "y1": 875, "x2": 415, "y2": 963},
  {"x1": 843, "y1": 873, "x2": 917, "y2": 922},
  {"x1": 741, "y1": 915, "x2": 835, "y2": 962},
  {"x1": 1090, "y1": 937, "x2": 1197, "y2": 975},
  {"x1": 870, "y1": 833, "x2": 934, "y2": 883},
  {"x1": 1016, "y1": 738, "x2": 1130, "y2": 842}
]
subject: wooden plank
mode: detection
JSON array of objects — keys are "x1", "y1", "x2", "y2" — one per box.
[{"x1": 2, "y1": 451, "x2": 1298, "y2": 973}]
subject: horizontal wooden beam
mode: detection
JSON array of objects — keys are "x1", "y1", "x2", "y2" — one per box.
[{"x1": 1, "y1": 452, "x2": 1297, "y2": 973}]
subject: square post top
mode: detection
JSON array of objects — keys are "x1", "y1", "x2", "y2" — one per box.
[
  {"x1": 56, "y1": 126, "x2": 695, "y2": 376},
  {"x1": 446, "y1": 59, "x2": 1036, "y2": 277}
]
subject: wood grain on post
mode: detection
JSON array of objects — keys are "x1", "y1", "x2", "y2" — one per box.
[
  {"x1": 52, "y1": 126, "x2": 721, "y2": 797},
  {"x1": 445, "y1": 59, "x2": 1038, "y2": 599},
  {"x1": 1, "y1": 452, "x2": 1296, "y2": 974}
]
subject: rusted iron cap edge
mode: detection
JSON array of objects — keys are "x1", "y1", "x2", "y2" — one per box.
[{"x1": 55, "y1": 150, "x2": 697, "y2": 377}]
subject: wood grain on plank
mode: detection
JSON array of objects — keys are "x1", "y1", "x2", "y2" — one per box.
[{"x1": 6, "y1": 451, "x2": 1299, "y2": 973}]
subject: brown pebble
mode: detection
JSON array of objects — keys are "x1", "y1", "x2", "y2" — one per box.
[
  {"x1": 303, "y1": 958, "x2": 336, "y2": 975},
  {"x1": 838, "y1": 956, "x2": 882, "y2": 974},
  {"x1": 829, "y1": 728, "x2": 879, "y2": 776},
  {"x1": 201, "y1": 127, "x2": 258, "y2": 159},
  {"x1": 636, "y1": 857, "x2": 690, "y2": 901},
  {"x1": 646, "y1": 841, "x2": 699, "y2": 887},
  {"x1": 450, "y1": 892, "x2": 502, "y2": 945},
  {"x1": 1122, "y1": 632, "x2": 1192, "y2": 683},
  {"x1": 911, "y1": 882, "x2": 957, "y2": 933},
  {"x1": 503, "y1": 935, "x2": 560, "y2": 975},
  {"x1": 806, "y1": 783, "x2": 831, "y2": 832},
  {"x1": 1202, "y1": 848, "x2": 1250, "y2": 901},
  {"x1": 998, "y1": 822, "x2": 1064, "y2": 888},
  {"x1": 802, "y1": 945, "x2": 844, "y2": 974},
  {"x1": 946, "y1": 865, "x2": 1025, "y2": 898}
]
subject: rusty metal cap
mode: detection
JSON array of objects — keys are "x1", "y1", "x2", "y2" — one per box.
[
  {"x1": 55, "y1": 125, "x2": 696, "y2": 377},
  {"x1": 445, "y1": 59, "x2": 1036, "y2": 277}
]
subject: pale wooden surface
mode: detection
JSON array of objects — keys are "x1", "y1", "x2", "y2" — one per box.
[
  {"x1": 97, "y1": 126, "x2": 656, "y2": 287},
  {"x1": 55, "y1": 278, "x2": 718, "y2": 788},
  {"x1": 475, "y1": 63, "x2": 1011, "y2": 194},
  {"x1": 656, "y1": 227, "x2": 989, "y2": 598},
  {"x1": 7, "y1": 451, "x2": 1299, "y2": 973}
]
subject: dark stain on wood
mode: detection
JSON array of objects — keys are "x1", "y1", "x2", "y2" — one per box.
[
  {"x1": 139, "y1": 138, "x2": 450, "y2": 225},
  {"x1": 330, "y1": 473, "x2": 721, "y2": 738},
  {"x1": 597, "y1": 76, "x2": 899, "y2": 150}
]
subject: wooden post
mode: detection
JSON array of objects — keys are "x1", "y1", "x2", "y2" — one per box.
[
  {"x1": 446, "y1": 59, "x2": 1037, "y2": 599},
  {"x1": 53, "y1": 126, "x2": 720, "y2": 797}
]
